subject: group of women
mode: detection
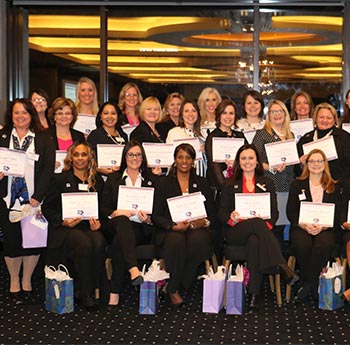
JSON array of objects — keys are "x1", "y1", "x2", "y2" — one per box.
[{"x1": 1, "y1": 78, "x2": 350, "y2": 312}]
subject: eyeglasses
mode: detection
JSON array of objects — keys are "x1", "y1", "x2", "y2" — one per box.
[
  {"x1": 55, "y1": 112, "x2": 73, "y2": 117},
  {"x1": 307, "y1": 159, "x2": 325, "y2": 164},
  {"x1": 269, "y1": 109, "x2": 285, "y2": 115},
  {"x1": 127, "y1": 152, "x2": 142, "y2": 158},
  {"x1": 125, "y1": 93, "x2": 138, "y2": 98},
  {"x1": 32, "y1": 97, "x2": 46, "y2": 103}
]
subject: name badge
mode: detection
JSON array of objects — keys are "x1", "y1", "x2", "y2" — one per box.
[
  {"x1": 79, "y1": 183, "x2": 88, "y2": 191},
  {"x1": 26, "y1": 152, "x2": 39, "y2": 161},
  {"x1": 298, "y1": 190, "x2": 306, "y2": 201}
]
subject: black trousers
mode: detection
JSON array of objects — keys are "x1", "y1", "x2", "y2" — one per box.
[
  {"x1": 107, "y1": 216, "x2": 153, "y2": 294},
  {"x1": 160, "y1": 228, "x2": 212, "y2": 294},
  {"x1": 290, "y1": 226, "x2": 336, "y2": 289},
  {"x1": 225, "y1": 218, "x2": 286, "y2": 295}
]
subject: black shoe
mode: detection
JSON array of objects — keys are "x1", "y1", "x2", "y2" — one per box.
[
  {"x1": 279, "y1": 264, "x2": 300, "y2": 286},
  {"x1": 248, "y1": 294, "x2": 259, "y2": 310},
  {"x1": 81, "y1": 295, "x2": 98, "y2": 312},
  {"x1": 10, "y1": 292, "x2": 23, "y2": 305},
  {"x1": 131, "y1": 275, "x2": 144, "y2": 286},
  {"x1": 295, "y1": 284, "x2": 311, "y2": 303}
]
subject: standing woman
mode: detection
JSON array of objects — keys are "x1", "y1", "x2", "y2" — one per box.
[
  {"x1": 100, "y1": 141, "x2": 159, "y2": 307},
  {"x1": 30, "y1": 88, "x2": 50, "y2": 129},
  {"x1": 130, "y1": 96, "x2": 162, "y2": 144},
  {"x1": 118, "y1": 82, "x2": 143, "y2": 126},
  {"x1": 290, "y1": 91, "x2": 314, "y2": 120},
  {"x1": 156, "y1": 92, "x2": 184, "y2": 142},
  {"x1": 166, "y1": 100, "x2": 207, "y2": 177},
  {"x1": 297, "y1": 102, "x2": 350, "y2": 180},
  {"x1": 219, "y1": 144, "x2": 298, "y2": 310},
  {"x1": 205, "y1": 99, "x2": 247, "y2": 190},
  {"x1": 152, "y1": 143, "x2": 215, "y2": 306},
  {"x1": 42, "y1": 142, "x2": 106, "y2": 311},
  {"x1": 75, "y1": 77, "x2": 99, "y2": 116},
  {"x1": 197, "y1": 87, "x2": 221, "y2": 138},
  {"x1": 287, "y1": 149, "x2": 343, "y2": 302},
  {"x1": 341, "y1": 88, "x2": 350, "y2": 124},
  {"x1": 0, "y1": 98, "x2": 55, "y2": 303}
]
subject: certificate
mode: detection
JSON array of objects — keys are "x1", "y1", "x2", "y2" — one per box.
[
  {"x1": 142, "y1": 143, "x2": 174, "y2": 167},
  {"x1": 342, "y1": 123, "x2": 350, "y2": 134},
  {"x1": 73, "y1": 114, "x2": 96, "y2": 135},
  {"x1": 97, "y1": 144, "x2": 124, "y2": 168},
  {"x1": 121, "y1": 124, "x2": 137, "y2": 140},
  {"x1": 167, "y1": 192, "x2": 207, "y2": 223},
  {"x1": 298, "y1": 201, "x2": 335, "y2": 227},
  {"x1": 54, "y1": 150, "x2": 67, "y2": 174},
  {"x1": 265, "y1": 139, "x2": 300, "y2": 167},
  {"x1": 173, "y1": 137, "x2": 202, "y2": 160},
  {"x1": 117, "y1": 186, "x2": 154, "y2": 214},
  {"x1": 242, "y1": 129, "x2": 256, "y2": 144},
  {"x1": 302, "y1": 136, "x2": 338, "y2": 161},
  {"x1": 212, "y1": 137, "x2": 245, "y2": 162},
  {"x1": 0, "y1": 147, "x2": 26, "y2": 177},
  {"x1": 234, "y1": 193, "x2": 271, "y2": 219},
  {"x1": 61, "y1": 192, "x2": 98, "y2": 220},
  {"x1": 290, "y1": 119, "x2": 314, "y2": 142},
  {"x1": 347, "y1": 200, "x2": 350, "y2": 223}
]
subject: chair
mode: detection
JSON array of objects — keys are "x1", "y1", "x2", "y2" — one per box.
[{"x1": 223, "y1": 244, "x2": 283, "y2": 306}]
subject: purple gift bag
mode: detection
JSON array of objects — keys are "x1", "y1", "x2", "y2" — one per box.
[
  {"x1": 202, "y1": 279, "x2": 225, "y2": 313},
  {"x1": 139, "y1": 281, "x2": 158, "y2": 315},
  {"x1": 21, "y1": 213, "x2": 48, "y2": 248},
  {"x1": 226, "y1": 280, "x2": 245, "y2": 315}
]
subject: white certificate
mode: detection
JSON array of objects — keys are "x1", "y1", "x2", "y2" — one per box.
[
  {"x1": 54, "y1": 150, "x2": 67, "y2": 174},
  {"x1": 0, "y1": 147, "x2": 26, "y2": 177},
  {"x1": 242, "y1": 129, "x2": 256, "y2": 144},
  {"x1": 290, "y1": 119, "x2": 314, "y2": 142},
  {"x1": 167, "y1": 192, "x2": 207, "y2": 223},
  {"x1": 121, "y1": 124, "x2": 137, "y2": 140},
  {"x1": 212, "y1": 137, "x2": 245, "y2": 162},
  {"x1": 347, "y1": 200, "x2": 350, "y2": 223},
  {"x1": 302, "y1": 136, "x2": 338, "y2": 161},
  {"x1": 342, "y1": 123, "x2": 350, "y2": 134},
  {"x1": 97, "y1": 144, "x2": 124, "y2": 168},
  {"x1": 234, "y1": 193, "x2": 271, "y2": 219},
  {"x1": 61, "y1": 192, "x2": 98, "y2": 220},
  {"x1": 173, "y1": 137, "x2": 202, "y2": 160},
  {"x1": 142, "y1": 143, "x2": 174, "y2": 167},
  {"x1": 265, "y1": 139, "x2": 300, "y2": 167},
  {"x1": 299, "y1": 201, "x2": 335, "y2": 227},
  {"x1": 117, "y1": 186, "x2": 154, "y2": 214},
  {"x1": 73, "y1": 114, "x2": 96, "y2": 135}
]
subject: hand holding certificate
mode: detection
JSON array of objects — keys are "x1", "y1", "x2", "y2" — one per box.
[
  {"x1": 61, "y1": 192, "x2": 99, "y2": 220},
  {"x1": 234, "y1": 193, "x2": 271, "y2": 219},
  {"x1": 298, "y1": 201, "x2": 335, "y2": 228},
  {"x1": 265, "y1": 139, "x2": 300, "y2": 167}
]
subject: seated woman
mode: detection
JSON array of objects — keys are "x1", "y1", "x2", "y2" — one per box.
[
  {"x1": 42, "y1": 141, "x2": 107, "y2": 311},
  {"x1": 100, "y1": 141, "x2": 159, "y2": 307},
  {"x1": 152, "y1": 143, "x2": 215, "y2": 307},
  {"x1": 219, "y1": 144, "x2": 299, "y2": 310},
  {"x1": 287, "y1": 149, "x2": 344, "y2": 303}
]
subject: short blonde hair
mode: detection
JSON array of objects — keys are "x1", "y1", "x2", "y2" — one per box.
[
  {"x1": 312, "y1": 102, "x2": 339, "y2": 127},
  {"x1": 139, "y1": 96, "x2": 161, "y2": 122},
  {"x1": 75, "y1": 77, "x2": 99, "y2": 115}
]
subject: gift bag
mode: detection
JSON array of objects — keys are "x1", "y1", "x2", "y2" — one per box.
[
  {"x1": 226, "y1": 281, "x2": 245, "y2": 315},
  {"x1": 139, "y1": 281, "x2": 158, "y2": 315},
  {"x1": 45, "y1": 265, "x2": 74, "y2": 314},
  {"x1": 318, "y1": 274, "x2": 344, "y2": 311},
  {"x1": 202, "y1": 278, "x2": 225, "y2": 313},
  {"x1": 21, "y1": 212, "x2": 48, "y2": 248}
]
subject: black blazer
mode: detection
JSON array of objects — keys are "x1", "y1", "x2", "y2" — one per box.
[
  {"x1": 48, "y1": 125, "x2": 85, "y2": 150},
  {"x1": 0, "y1": 127, "x2": 55, "y2": 202},
  {"x1": 87, "y1": 126, "x2": 128, "y2": 150},
  {"x1": 205, "y1": 127, "x2": 247, "y2": 189},
  {"x1": 287, "y1": 178, "x2": 346, "y2": 231},
  {"x1": 130, "y1": 121, "x2": 162, "y2": 144},
  {"x1": 42, "y1": 169, "x2": 105, "y2": 248},
  {"x1": 152, "y1": 171, "x2": 216, "y2": 245},
  {"x1": 156, "y1": 118, "x2": 176, "y2": 142},
  {"x1": 218, "y1": 174, "x2": 278, "y2": 227}
]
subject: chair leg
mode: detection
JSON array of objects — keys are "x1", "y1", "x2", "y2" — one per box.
[
  {"x1": 222, "y1": 259, "x2": 231, "y2": 307},
  {"x1": 285, "y1": 256, "x2": 296, "y2": 302},
  {"x1": 205, "y1": 260, "x2": 211, "y2": 274},
  {"x1": 211, "y1": 254, "x2": 218, "y2": 273},
  {"x1": 275, "y1": 274, "x2": 282, "y2": 306},
  {"x1": 269, "y1": 275, "x2": 275, "y2": 292},
  {"x1": 342, "y1": 258, "x2": 347, "y2": 289}
]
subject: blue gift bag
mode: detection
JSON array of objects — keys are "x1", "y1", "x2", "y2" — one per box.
[
  {"x1": 318, "y1": 274, "x2": 344, "y2": 311},
  {"x1": 226, "y1": 280, "x2": 245, "y2": 315},
  {"x1": 139, "y1": 281, "x2": 157, "y2": 315},
  {"x1": 45, "y1": 278, "x2": 74, "y2": 314}
]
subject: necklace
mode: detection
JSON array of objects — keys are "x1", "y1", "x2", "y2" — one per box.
[{"x1": 104, "y1": 128, "x2": 125, "y2": 145}]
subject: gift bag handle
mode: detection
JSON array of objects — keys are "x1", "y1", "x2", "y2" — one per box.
[{"x1": 58, "y1": 264, "x2": 70, "y2": 276}]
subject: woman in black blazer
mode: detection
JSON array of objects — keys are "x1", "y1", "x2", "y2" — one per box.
[
  {"x1": 0, "y1": 98, "x2": 55, "y2": 303},
  {"x1": 219, "y1": 144, "x2": 298, "y2": 310},
  {"x1": 100, "y1": 140, "x2": 159, "y2": 307},
  {"x1": 42, "y1": 141, "x2": 106, "y2": 311},
  {"x1": 152, "y1": 143, "x2": 215, "y2": 307},
  {"x1": 287, "y1": 148, "x2": 345, "y2": 302}
]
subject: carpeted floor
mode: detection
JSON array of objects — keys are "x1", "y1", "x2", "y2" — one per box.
[{"x1": 1, "y1": 254, "x2": 350, "y2": 345}]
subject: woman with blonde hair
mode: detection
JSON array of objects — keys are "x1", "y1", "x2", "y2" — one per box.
[
  {"x1": 118, "y1": 82, "x2": 143, "y2": 126},
  {"x1": 287, "y1": 149, "x2": 344, "y2": 302},
  {"x1": 290, "y1": 91, "x2": 314, "y2": 120},
  {"x1": 75, "y1": 77, "x2": 99, "y2": 115},
  {"x1": 197, "y1": 87, "x2": 222, "y2": 138}
]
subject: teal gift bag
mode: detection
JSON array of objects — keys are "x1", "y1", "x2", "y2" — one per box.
[{"x1": 318, "y1": 273, "x2": 344, "y2": 311}]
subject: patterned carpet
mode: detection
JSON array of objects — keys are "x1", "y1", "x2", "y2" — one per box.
[{"x1": 1, "y1": 253, "x2": 350, "y2": 345}]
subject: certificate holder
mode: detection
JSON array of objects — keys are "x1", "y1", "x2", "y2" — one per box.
[
  {"x1": 55, "y1": 150, "x2": 67, "y2": 174},
  {"x1": 61, "y1": 192, "x2": 99, "y2": 220},
  {"x1": 167, "y1": 192, "x2": 207, "y2": 223},
  {"x1": 117, "y1": 186, "x2": 155, "y2": 214},
  {"x1": 212, "y1": 137, "x2": 245, "y2": 162},
  {"x1": 96, "y1": 144, "x2": 124, "y2": 168},
  {"x1": 0, "y1": 147, "x2": 26, "y2": 177},
  {"x1": 265, "y1": 139, "x2": 300, "y2": 167},
  {"x1": 298, "y1": 201, "x2": 335, "y2": 228},
  {"x1": 290, "y1": 119, "x2": 314, "y2": 142},
  {"x1": 142, "y1": 143, "x2": 174, "y2": 167},
  {"x1": 302, "y1": 136, "x2": 338, "y2": 161},
  {"x1": 173, "y1": 138, "x2": 202, "y2": 160},
  {"x1": 234, "y1": 193, "x2": 271, "y2": 219},
  {"x1": 73, "y1": 114, "x2": 96, "y2": 135}
]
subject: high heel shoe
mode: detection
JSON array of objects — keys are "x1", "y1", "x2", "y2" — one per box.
[
  {"x1": 131, "y1": 275, "x2": 144, "y2": 286},
  {"x1": 248, "y1": 294, "x2": 259, "y2": 310},
  {"x1": 279, "y1": 264, "x2": 300, "y2": 286},
  {"x1": 169, "y1": 292, "x2": 184, "y2": 308}
]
